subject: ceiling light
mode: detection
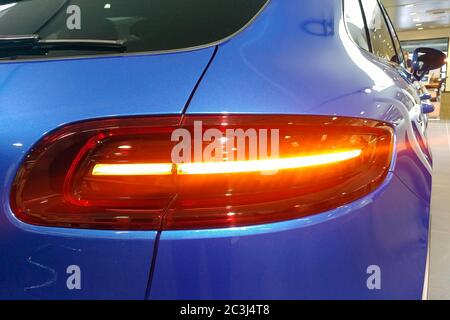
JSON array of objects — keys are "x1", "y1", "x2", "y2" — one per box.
[
  {"x1": 417, "y1": 27, "x2": 424, "y2": 30},
  {"x1": 405, "y1": 4, "x2": 415, "y2": 8},
  {"x1": 410, "y1": 12, "x2": 417, "y2": 15}
]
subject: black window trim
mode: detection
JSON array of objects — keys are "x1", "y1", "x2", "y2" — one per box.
[
  {"x1": 352, "y1": 0, "x2": 401, "y2": 65},
  {"x1": 358, "y1": 0, "x2": 373, "y2": 52},
  {"x1": 342, "y1": 0, "x2": 372, "y2": 53},
  {"x1": 377, "y1": 0, "x2": 405, "y2": 66}
]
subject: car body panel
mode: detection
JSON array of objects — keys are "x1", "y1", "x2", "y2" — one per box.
[
  {"x1": 0, "y1": 0, "x2": 432, "y2": 299},
  {"x1": 0, "y1": 48, "x2": 215, "y2": 299},
  {"x1": 184, "y1": 0, "x2": 432, "y2": 202},
  {"x1": 150, "y1": 0, "x2": 431, "y2": 299},
  {"x1": 149, "y1": 174, "x2": 429, "y2": 300}
]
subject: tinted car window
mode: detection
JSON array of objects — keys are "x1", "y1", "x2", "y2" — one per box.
[
  {"x1": 379, "y1": 2, "x2": 404, "y2": 65},
  {"x1": 360, "y1": 0, "x2": 397, "y2": 62},
  {"x1": 344, "y1": 0, "x2": 369, "y2": 51},
  {"x1": 0, "y1": 0, "x2": 268, "y2": 58}
]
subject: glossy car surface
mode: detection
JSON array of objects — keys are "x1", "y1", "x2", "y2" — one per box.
[{"x1": 0, "y1": 0, "x2": 431, "y2": 299}]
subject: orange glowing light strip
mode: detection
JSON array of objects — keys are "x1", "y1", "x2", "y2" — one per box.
[
  {"x1": 178, "y1": 149, "x2": 362, "y2": 175},
  {"x1": 91, "y1": 150, "x2": 362, "y2": 176},
  {"x1": 92, "y1": 163, "x2": 173, "y2": 176}
]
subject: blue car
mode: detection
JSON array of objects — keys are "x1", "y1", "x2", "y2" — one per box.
[{"x1": 0, "y1": 0, "x2": 446, "y2": 300}]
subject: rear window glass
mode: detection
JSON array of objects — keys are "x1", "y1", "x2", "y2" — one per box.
[{"x1": 0, "y1": 0, "x2": 268, "y2": 59}]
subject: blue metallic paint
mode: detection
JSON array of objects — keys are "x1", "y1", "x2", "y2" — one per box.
[
  {"x1": 150, "y1": 174, "x2": 429, "y2": 300},
  {"x1": 0, "y1": 49, "x2": 215, "y2": 298},
  {"x1": 184, "y1": 0, "x2": 431, "y2": 199},
  {"x1": 0, "y1": 0, "x2": 432, "y2": 299},
  {"x1": 150, "y1": 0, "x2": 431, "y2": 299}
]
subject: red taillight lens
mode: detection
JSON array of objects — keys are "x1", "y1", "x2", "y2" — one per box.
[
  {"x1": 11, "y1": 115, "x2": 393, "y2": 230},
  {"x1": 11, "y1": 116, "x2": 180, "y2": 230}
]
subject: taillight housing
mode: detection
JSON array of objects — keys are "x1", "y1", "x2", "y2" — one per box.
[{"x1": 11, "y1": 115, "x2": 393, "y2": 230}]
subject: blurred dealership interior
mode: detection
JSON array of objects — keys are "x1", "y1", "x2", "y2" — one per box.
[
  {"x1": 381, "y1": 0, "x2": 450, "y2": 299},
  {"x1": 383, "y1": 0, "x2": 449, "y2": 119}
]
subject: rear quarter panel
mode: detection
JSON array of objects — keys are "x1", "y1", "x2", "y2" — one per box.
[{"x1": 149, "y1": 0, "x2": 431, "y2": 299}]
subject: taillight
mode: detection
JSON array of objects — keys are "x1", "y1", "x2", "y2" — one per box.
[{"x1": 11, "y1": 115, "x2": 393, "y2": 230}]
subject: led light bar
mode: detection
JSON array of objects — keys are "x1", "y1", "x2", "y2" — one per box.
[
  {"x1": 91, "y1": 149, "x2": 362, "y2": 176},
  {"x1": 92, "y1": 163, "x2": 173, "y2": 176}
]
